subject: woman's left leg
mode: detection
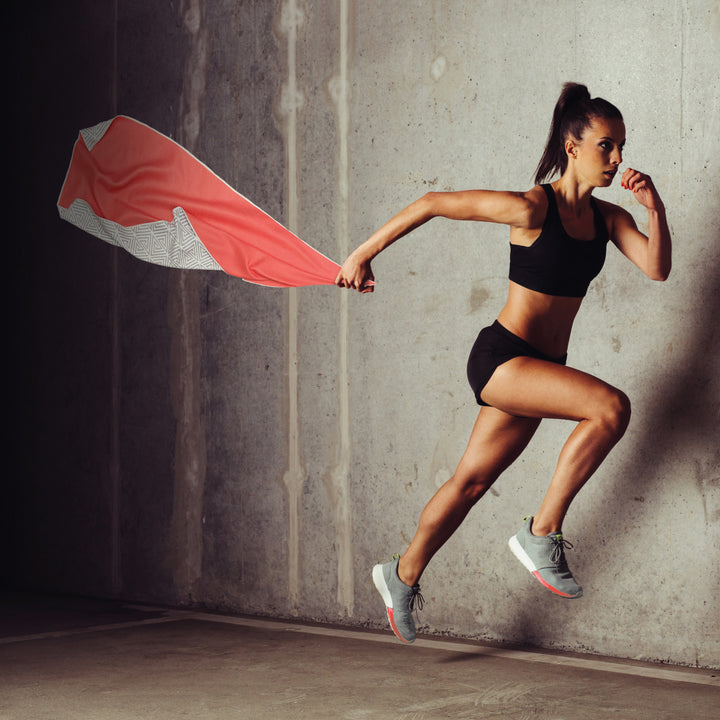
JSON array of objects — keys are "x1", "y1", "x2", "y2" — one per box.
[
  {"x1": 374, "y1": 406, "x2": 540, "y2": 643},
  {"x1": 398, "y1": 407, "x2": 541, "y2": 588}
]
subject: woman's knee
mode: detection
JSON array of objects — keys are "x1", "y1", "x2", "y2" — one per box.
[
  {"x1": 597, "y1": 387, "x2": 631, "y2": 438},
  {"x1": 450, "y1": 466, "x2": 497, "y2": 504}
]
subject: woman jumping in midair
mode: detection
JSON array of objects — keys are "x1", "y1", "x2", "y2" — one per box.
[{"x1": 335, "y1": 83, "x2": 672, "y2": 644}]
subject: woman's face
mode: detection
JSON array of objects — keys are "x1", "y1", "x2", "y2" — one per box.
[{"x1": 569, "y1": 117, "x2": 626, "y2": 187}]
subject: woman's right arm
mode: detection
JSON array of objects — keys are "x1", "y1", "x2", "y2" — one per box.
[{"x1": 335, "y1": 189, "x2": 538, "y2": 292}]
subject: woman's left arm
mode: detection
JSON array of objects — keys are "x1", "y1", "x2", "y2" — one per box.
[{"x1": 608, "y1": 168, "x2": 672, "y2": 281}]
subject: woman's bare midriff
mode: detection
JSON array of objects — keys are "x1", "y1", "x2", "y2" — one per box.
[{"x1": 496, "y1": 281, "x2": 583, "y2": 358}]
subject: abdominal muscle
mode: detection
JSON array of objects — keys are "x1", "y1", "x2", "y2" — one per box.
[{"x1": 496, "y1": 281, "x2": 583, "y2": 358}]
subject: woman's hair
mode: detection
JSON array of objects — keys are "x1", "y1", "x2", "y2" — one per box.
[{"x1": 534, "y1": 82, "x2": 623, "y2": 185}]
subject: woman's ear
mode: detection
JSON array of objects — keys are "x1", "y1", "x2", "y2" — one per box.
[{"x1": 565, "y1": 138, "x2": 577, "y2": 160}]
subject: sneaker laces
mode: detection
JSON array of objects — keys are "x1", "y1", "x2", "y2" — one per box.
[
  {"x1": 549, "y1": 534, "x2": 574, "y2": 567},
  {"x1": 409, "y1": 585, "x2": 424, "y2": 613},
  {"x1": 391, "y1": 553, "x2": 425, "y2": 614}
]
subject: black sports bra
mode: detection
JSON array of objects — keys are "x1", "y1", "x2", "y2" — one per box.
[{"x1": 509, "y1": 184, "x2": 609, "y2": 298}]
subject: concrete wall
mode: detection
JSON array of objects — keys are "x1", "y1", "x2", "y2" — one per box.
[{"x1": 8, "y1": 1, "x2": 719, "y2": 668}]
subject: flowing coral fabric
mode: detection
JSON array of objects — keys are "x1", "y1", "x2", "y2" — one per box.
[{"x1": 57, "y1": 116, "x2": 341, "y2": 287}]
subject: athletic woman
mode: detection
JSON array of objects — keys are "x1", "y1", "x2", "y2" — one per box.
[{"x1": 335, "y1": 83, "x2": 672, "y2": 644}]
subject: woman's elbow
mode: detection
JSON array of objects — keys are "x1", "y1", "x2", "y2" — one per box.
[
  {"x1": 421, "y1": 191, "x2": 441, "y2": 216},
  {"x1": 648, "y1": 262, "x2": 671, "y2": 281}
]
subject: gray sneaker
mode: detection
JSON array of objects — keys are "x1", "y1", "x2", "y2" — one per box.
[
  {"x1": 508, "y1": 517, "x2": 583, "y2": 599},
  {"x1": 372, "y1": 555, "x2": 424, "y2": 644}
]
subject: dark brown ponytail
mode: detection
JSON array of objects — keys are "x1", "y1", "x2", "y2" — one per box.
[{"x1": 534, "y1": 82, "x2": 623, "y2": 185}]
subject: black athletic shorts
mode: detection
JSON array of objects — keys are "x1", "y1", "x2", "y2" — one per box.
[{"x1": 466, "y1": 320, "x2": 567, "y2": 407}]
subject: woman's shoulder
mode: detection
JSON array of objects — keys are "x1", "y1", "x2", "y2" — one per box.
[
  {"x1": 591, "y1": 196, "x2": 634, "y2": 231},
  {"x1": 592, "y1": 195, "x2": 628, "y2": 217},
  {"x1": 520, "y1": 185, "x2": 551, "y2": 227},
  {"x1": 507, "y1": 186, "x2": 550, "y2": 241},
  {"x1": 525, "y1": 184, "x2": 550, "y2": 200}
]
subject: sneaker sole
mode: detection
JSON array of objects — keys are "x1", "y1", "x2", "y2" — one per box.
[
  {"x1": 508, "y1": 535, "x2": 582, "y2": 599},
  {"x1": 372, "y1": 563, "x2": 415, "y2": 644}
]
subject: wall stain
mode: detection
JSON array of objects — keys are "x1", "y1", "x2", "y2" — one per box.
[{"x1": 469, "y1": 283, "x2": 490, "y2": 314}]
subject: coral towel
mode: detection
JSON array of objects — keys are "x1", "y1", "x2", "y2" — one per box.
[{"x1": 57, "y1": 116, "x2": 341, "y2": 287}]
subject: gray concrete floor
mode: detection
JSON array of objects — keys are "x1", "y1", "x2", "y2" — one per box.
[{"x1": 0, "y1": 593, "x2": 717, "y2": 720}]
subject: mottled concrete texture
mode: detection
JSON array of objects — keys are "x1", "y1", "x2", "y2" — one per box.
[
  {"x1": 1, "y1": 595, "x2": 717, "y2": 720},
  {"x1": 9, "y1": 0, "x2": 720, "y2": 669}
]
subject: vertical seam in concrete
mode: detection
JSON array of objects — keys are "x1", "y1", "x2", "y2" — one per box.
[
  {"x1": 110, "y1": 0, "x2": 121, "y2": 597},
  {"x1": 679, "y1": 0, "x2": 687, "y2": 200},
  {"x1": 327, "y1": 0, "x2": 355, "y2": 617},
  {"x1": 168, "y1": 0, "x2": 209, "y2": 602},
  {"x1": 277, "y1": 0, "x2": 305, "y2": 614}
]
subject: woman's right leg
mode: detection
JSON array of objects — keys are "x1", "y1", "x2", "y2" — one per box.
[
  {"x1": 480, "y1": 357, "x2": 632, "y2": 598},
  {"x1": 397, "y1": 407, "x2": 541, "y2": 587},
  {"x1": 397, "y1": 357, "x2": 631, "y2": 589},
  {"x1": 480, "y1": 357, "x2": 632, "y2": 536}
]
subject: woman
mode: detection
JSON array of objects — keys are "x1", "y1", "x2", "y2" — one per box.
[{"x1": 335, "y1": 83, "x2": 671, "y2": 644}]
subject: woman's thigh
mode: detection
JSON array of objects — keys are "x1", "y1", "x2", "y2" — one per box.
[
  {"x1": 480, "y1": 356, "x2": 629, "y2": 422},
  {"x1": 453, "y1": 406, "x2": 542, "y2": 487}
]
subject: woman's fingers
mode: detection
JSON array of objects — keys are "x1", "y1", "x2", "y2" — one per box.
[
  {"x1": 336, "y1": 273, "x2": 373, "y2": 292},
  {"x1": 620, "y1": 168, "x2": 661, "y2": 211},
  {"x1": 621, "y1": 167, "x2": 640, "y2": 190},
  {"x1": 336, "y1": 256, "x2": 374, "y2": 292},
  {"x1": 621, "y1": 167, "x2": 653, "y2": 192}
]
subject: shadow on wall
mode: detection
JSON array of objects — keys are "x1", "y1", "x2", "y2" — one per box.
[
  {"x1": 496, "y1": 196, "x2": 720, "y2": 652},
  {"x1": 595, "y1": 207, "x2": 720, "y2": 541},
  {"x1": 609, "y1": 262, "x2": 719, "y2": 519},
  {"x1": 581, "y1": 239, "x2": 720, "y2": 661}
]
